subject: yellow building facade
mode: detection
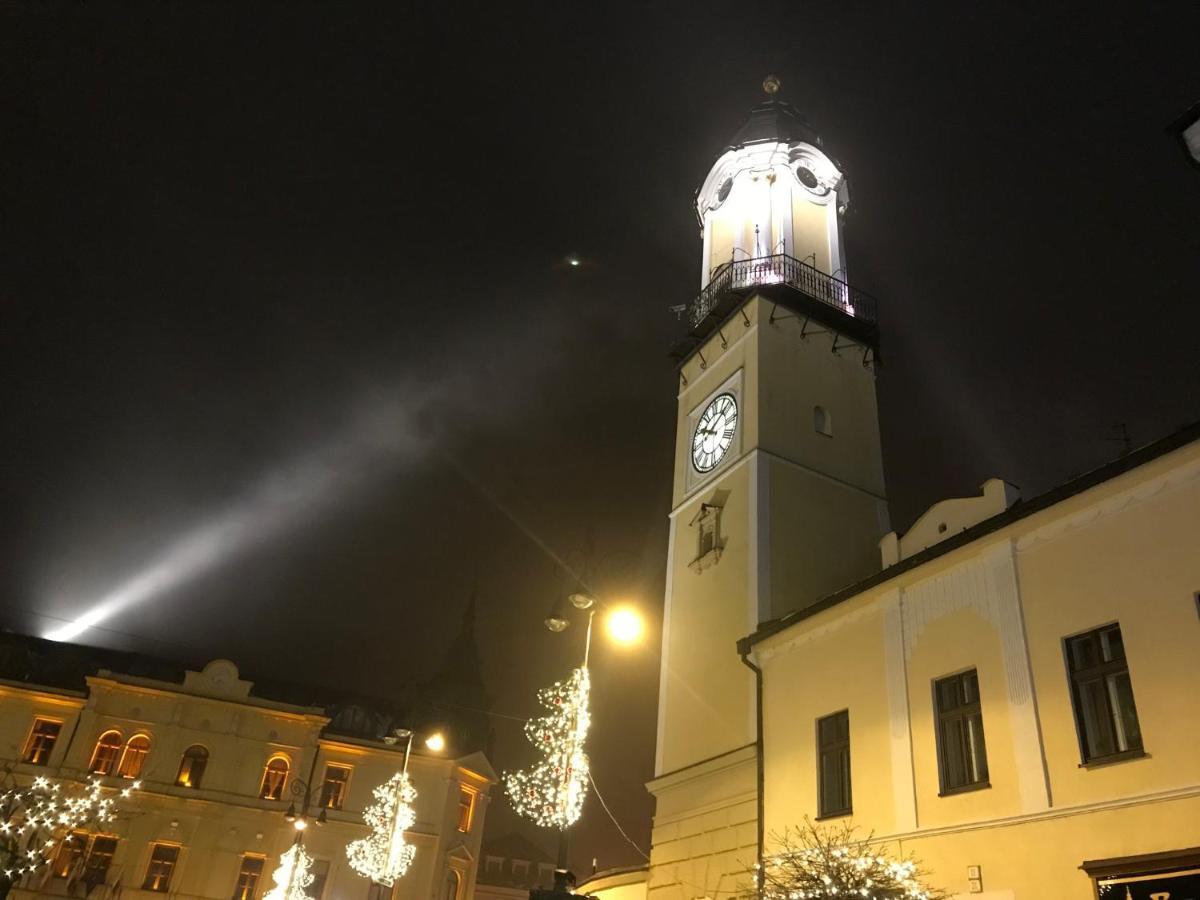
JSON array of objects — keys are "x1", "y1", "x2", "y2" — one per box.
[
  {"x1": 0, "y1": 648, "x2": 495, "y2": 900},
  {"x1": 647, "y1": 80, "x2": 1200, "y2": 900}
]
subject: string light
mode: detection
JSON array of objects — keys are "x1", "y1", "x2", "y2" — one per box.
[
  {"x1": 345, "y1": 771, "x2": 418, "y2": 886},
  {"x1": 0, "y1": 777, "x2": 139, "y2": 882},
  {"x1": 504, "y1": 667, "x2": 591, "y2": 829},
  {"x1": 758, "y1": 821, "x2": 947, "y2": 900},
  {"x1": 264, "y1": 842, "x2": 315, "y2": 900}
]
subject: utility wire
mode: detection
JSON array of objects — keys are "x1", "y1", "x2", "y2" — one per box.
[{"x1": 588, "y1": 770, "x2": 649, "y2": 861}]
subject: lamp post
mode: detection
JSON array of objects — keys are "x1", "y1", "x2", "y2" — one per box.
[
  {"x1": 345, "y1": 727, "x2": 445, "y2": 887},
  {"x1": 540, "y1": 593, "x2": 644, "y2": 891}
]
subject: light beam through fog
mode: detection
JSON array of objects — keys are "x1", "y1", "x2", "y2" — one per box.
[{"x1": 45, "y1": 389, "x2": 438, "y2": 643}]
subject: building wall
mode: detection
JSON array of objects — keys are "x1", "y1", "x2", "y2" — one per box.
[
  {"x1": 753, "y1": 438, "x2": 1200, "y2": 898},
  {"x1": 1, "y1": 660, "x2": 494, "y2": 900}
]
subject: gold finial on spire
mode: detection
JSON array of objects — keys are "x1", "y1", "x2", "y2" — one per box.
[{"x1": 762, "y1": 74, "x2": 781, "y2": 96}]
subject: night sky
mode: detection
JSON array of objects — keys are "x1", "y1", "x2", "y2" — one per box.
[{"x1": 3, "y1": 0, "x2": 1199, "y2": 874}]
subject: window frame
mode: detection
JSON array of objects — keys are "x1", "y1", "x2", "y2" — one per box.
[
  {"x1": 1064, "y1": 622, "x2": 1146, "y2": 766},
  {"x1": 89, "y1": 730, "x2": 124, "y2": 776},
  {"x1": 259, "y1": 755, "x2": 291, "y2": 801},
  {"x1": 176, "y1": 744, "x2": 210, "y2": 789},
  {"x1": 22, "y1": 717, "x2": 63, "y2": 766},
  {"x1": 142, "y1": 842, "x2": 182, "y2": 893},
  {"x1": 118, "y1": 733, "x2": 152, "y2": 779},
  {"x1": 318, "y1": 763, "x2": 352, "y2": 810},
  {"x1": 309, "y1": 859, "x2": 331, "y2": 900},
  {"x1": 815, "y1": 709, "x2": 851, "y2": 819},
  {"x1": 456, "y1": 785, "x2": 477, "y2": 833},
  {"x1": 932, "y1": 668, "x2": 991, "y2": 796},
  {"x1": 232, "y1": 854, "x2": 266, "y2": 900}
]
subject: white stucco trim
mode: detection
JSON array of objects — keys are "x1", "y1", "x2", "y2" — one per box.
[
  {"x1": 1014, "y1": 454, "x2": 1200, "y2": 551},
  {"x1": 883, "y1": 589, "x2": 918, "y2": 831},
  {"x1": 654, "y1": 515, "x2": 679, "y2": 778}
]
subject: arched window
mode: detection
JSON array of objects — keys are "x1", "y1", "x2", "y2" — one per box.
[
  {"x1": 442, "y1": 870, "x2": 462, "y2": 900},
  {"x1": 814, "y1": 405, "x2": 833, "y2": 437},
  {"x1": 89, "y1": 731, "x2": 123, "y2": 775},
  {"x1": 259, "y1": 756, "x2": 289, "y2": 800},
  {"x1": 175, "y1": 745, "x2": 209, "y2": 788},
  {"x1": 118, "y1": 734, "x2": 151, "y2": 779}
]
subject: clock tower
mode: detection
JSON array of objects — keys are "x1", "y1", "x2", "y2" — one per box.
[{"x1": 648, "y1": 79, "x2": 888, "y2": 900}]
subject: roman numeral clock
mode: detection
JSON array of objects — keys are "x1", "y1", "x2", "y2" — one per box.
[{"x1": 690, "y1": 392, "x2": 738, "y2": 473}]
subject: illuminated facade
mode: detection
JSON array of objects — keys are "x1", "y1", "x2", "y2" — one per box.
[
  {"x1": 0, "y1": 642, "x2": 494, "y2": 900},
  {"x1": 648, "y1": 79, "x2": 1200, "y2": 900}
]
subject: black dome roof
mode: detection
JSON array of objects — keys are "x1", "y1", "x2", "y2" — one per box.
[{"x1": 727, "y1": 97, "x2": 822, "y2": 150}]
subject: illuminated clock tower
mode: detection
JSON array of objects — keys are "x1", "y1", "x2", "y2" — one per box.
[{"x1": 648, "y1": 78, "x2": 888, "y2": 900}]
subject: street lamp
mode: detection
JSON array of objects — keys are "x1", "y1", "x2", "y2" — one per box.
[
  {"x1": 345, "y1": 727, "x2": 445, "y2": 887},
  {"x1": 537, "y1": 593, "x2": 643, "y2": 890}
]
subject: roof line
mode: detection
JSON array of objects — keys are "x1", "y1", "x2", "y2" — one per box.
[{"x1": 737, "y1": 418, "x2": 1200, "y2": 654}]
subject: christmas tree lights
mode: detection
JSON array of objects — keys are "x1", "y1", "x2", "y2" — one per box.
[
  {"x1": 345, "y1": 771, "x2": 418, "y2": 886},
  {"x1": 505, "y1": 666, "x2": 591, "y2": 829},
  {"x1": 756, "y1": 820, "x2": 948, "y2": 900},
  {"x1": 1, "y1": 776, "x2": 139, "y2": 883},
  {"x1": 264, "y1": 841, "x2": 316, "y2": 900}
]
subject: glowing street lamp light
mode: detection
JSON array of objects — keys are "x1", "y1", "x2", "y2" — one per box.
[{"x1": 605, "y1": 606, "x2": 644, "y2": 646}]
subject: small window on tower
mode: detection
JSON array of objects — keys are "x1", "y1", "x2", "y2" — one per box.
[
  {"x1": 689, "y1": 503, "x2": 723, "y2": 572},
  {"x1": 814, "y1": 405, "x2": 832, "y2": 437}
]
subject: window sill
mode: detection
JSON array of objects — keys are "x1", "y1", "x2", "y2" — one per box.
[
  {"x1": 938, "y1": 781, "x2": 991, "y2": 798},
  {"x1": 815, "y1": 810, "x2": 852, "y2": 821},
  {"x1": 1079, "y1": 749, "x2": 1147, "y2": 769}
]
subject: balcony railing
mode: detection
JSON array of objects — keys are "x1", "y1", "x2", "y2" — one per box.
[{"x1": 687, "y1": 253, "x2": 878, "y2": 328}]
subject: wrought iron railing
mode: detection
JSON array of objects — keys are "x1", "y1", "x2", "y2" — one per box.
[{"x1": 687, "y1": 254, "x2": 878, "y2": 327}]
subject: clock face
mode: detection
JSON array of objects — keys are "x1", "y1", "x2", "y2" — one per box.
[{"x1": 691, "y1": 393, "x2": 738, "y2": 473}]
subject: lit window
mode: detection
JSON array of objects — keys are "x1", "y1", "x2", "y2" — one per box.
[
  {"x1": 22, "y1": 718, "x2": 62, "y2": 766},
  {"x1": 176, "y1": 745, "x2": 209, "y2": 789},
  {"x1": 84, "y1": 837, "x2": 118, "y2": 885},
  {"x1": 816, "y1": 710, "x2": 851, "y2": 818},
  {"x1": 142, "y1": 843, "x2": 181, "y2": 892},
  {"x1": 319, "y1": 764, "x2": 351, "y2": 809},
  {"x1": 309, "y1": 859, "x2": 330, "y2": 900},
  {"x1": 456, "y1": 786, "x2": 476, "y2": 833},
  {"x1": 259, "y1": 756, "x2": 289, "y2": 800},
  {"x1": 89, "y1": 731, "x2": 124, "y2": 776},
  {"x1": 54, "y1": 830, "x2": 91, "y2": 878},
  {"x1": 233, "y1": 855, "x2": 265, "y2": 900},
  {"x1": 119, "y1": 734, "x2": 151, "y2": 779},
  {"x1": 1067, "y1": 623, "x2": 1144, "y2": 763},
  {"x1": 934, "y1": 669, "x2": 990, "y2": 793}
]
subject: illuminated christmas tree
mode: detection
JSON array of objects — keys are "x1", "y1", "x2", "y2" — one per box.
[
  {"x1": 505, "y1": 666, "x2": 591, "y2": 829},
  {"x1": 346, "y1": 771, "x2": 418, "y2": 886},
  {"x1": 0, "y1": 776, "x2": 138, "y2": 900},
  {"x1": 264, "y1": 841, "x2": 315, "y2": 900}
]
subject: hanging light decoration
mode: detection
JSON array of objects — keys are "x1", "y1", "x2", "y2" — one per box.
[
  {"x1": 504, "y1": 666, "x2": 591, "y2": 829},
  {"x1": 345, "y1": 771, "x2": 418, "y2": 886},
  {"x1": 0, "y1": 776, "x2": 139, "y2": 882},
  {"x1": 264, "y1": 841, "x2": 316, "y2": 900}
]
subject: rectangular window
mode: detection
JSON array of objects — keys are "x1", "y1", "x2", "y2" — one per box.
[
  {"x1": 934, "y1": 669, "x2": 990, "y2": 793},
  {"x1": 456, "y1": 786, "x2": 476, "y2": 832},
  {"x1": 309, "y1": 860, "x2": 330, "y2": 900},
  {"x1": 367, "y1": 883, "x2": 392, "y2": 900},
  {"x1": 85, "y1": 836, "x2": 119, "y2": 883},
  {"x1": 22, "y1": 718, "x2": 62, "y2": 766},
  {"x1": 233, "y1": 855, "x2": 266, "y2": 900},
  {"x1": 1067, "y1": 623, "x2": 1144, "y2": 763},
  {"x1": 54, "y1": 831, "x2": 91, "y2": 878},
  {"x1": 142, "y1": 843, "x2": 181, "y2": 892},
  {"x1": 319, "y1": 764, "x2": 351, "y2": 810},
  {"x1": 816, "y1": 710, "x2": 851, "y2": 818}
]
